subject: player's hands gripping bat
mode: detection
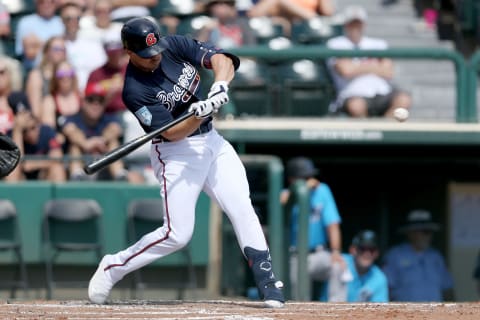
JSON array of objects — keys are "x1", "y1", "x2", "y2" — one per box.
[
  {"x1": 0, "y1": 134, "x2": 21, "y2": 178},
  {"x1": 207, "y1": 81, "x2": 229, "y2": 113}
]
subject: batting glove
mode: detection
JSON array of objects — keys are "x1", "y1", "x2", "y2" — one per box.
[
  {"x1": 207, "y1": 81, "x2": 229, "y2": 113},
  {"x1": 188, "y1": 100, "x2": 215, "y2": 119}
]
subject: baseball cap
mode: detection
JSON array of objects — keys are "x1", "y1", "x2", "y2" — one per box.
[
  {"x1": 352, "y1": 230, "x2": 378, "y2": 248},
  {"x1": 398, "y1": 209, "x2": 440, "y2": 233},
  {"x1": 286, "y1": 157, "x2": 319, "y2": 179},
  {"x1": 85, "y1": 82, "x2": 106, "y2": 97},
  {"x1": 103, "y1": 26, "x2": 123, "y2": 52},
  {"x1": 343, "y1": 5, "x2": 368, "y2": 24}
]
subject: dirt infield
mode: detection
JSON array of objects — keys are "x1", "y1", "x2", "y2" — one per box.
[{"x1": 1, "y1": 300, "x2": 479, "y2": 320}]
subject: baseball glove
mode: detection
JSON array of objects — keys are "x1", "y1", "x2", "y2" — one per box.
[{"x1": 0, "y1": 134, "x2": 21, "y2": 178}]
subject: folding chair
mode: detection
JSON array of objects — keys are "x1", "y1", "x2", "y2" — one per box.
[
  {"x1": 42, "y1": 199, "x2": 103, "y2": 299},
  {"x1": 127, "y1": 198, "x2": 197, "y2": 299},
  {"x1": 0, "y1": 199, "x2": 28, "y2": 298}
]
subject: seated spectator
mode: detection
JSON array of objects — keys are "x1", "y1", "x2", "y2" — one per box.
[
  {"x1": 14, "y1": 0, "x2": 65, "y2": 73},
  {"x1": 25, "y1": 36, "x2": 67, "y2": 118},
  {"x1": 382, "y1": 209, "x2": 454, "y2": 302},
  {"x1": 336, "y1": 230, "x2": 389, "y2": 302},
  {"x1": 109, "y1": 0, "x2": 158, "y2": 23},
  {"x1": 40, "y1": 60, "x2": 82, "y2": 141},
  {"x1": 474, "y1": 250, "x2": 480, "y2": 297},
  {"x1": 61, "y1": 82, "x2": 129, "y2": 181},
  {"x1": 5, "y1": 97, "x2": 66, "y2": 183},
  {"x1": 196, "y1": 0, "x2": 257, "y2": 48},
  {"x1": 0, "y1": 57, "x2": 24, "y2": 135},
  {"x1": 85, "y1": 27, "x2": 128, "y2": 116},
  {"x1": 60, "y1": 2, "x2": 107, "y2": 91},
  {"x1": 0, "y1": 2, "x2": 11, "y2": 39},
  {"x1": 247, "y1": 0, "x2": 335, "y2": 35},
  {"x1": 326, "y1": 5, "x2": 412, "y2": 118},
  {"x1": 281, "y1": 156, "x2": 348, "y2": 301},
  {"x1": 78, "y1": 0, "x2": 124, "y2": 43},
  {"x1": 248, "y1": 0, "x2": 334, "y2": 20}
]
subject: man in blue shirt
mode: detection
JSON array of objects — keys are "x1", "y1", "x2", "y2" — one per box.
[
  {"x1": 382, "y1": 209, "x2": 454, "y2": 302},
  {"x1": 281, "y1": 157, "x2": 348, "y2": 301},
  {"x1": 343, "y1": 230, "x2": 388, "y2": 302}
]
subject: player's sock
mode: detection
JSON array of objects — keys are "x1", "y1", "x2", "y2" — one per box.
[{"x1": 244, "y1": 246, "x2": 285, "y2": 308}]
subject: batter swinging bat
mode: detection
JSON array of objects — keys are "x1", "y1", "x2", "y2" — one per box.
[{"x1": 83, "y1": 111, "x2": 195, "y2": 175}]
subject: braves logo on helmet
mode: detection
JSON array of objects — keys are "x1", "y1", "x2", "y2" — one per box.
[{"x1": 145, "y1": 33, "x2": 157, "y2": 47}]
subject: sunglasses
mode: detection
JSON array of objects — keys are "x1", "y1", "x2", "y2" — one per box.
[
  {"x1": 63, "y1": 15, "x2": 81, "y2": 22},
  {"x1": 358, "y1": 246, "x2": 377, "y2": 254},
  {"x1": 85, "y1": 95, "x2": 105, "y2": 104},
  {"x1": 56, "y1": 69, "x2": 75, "y2": 78},
  {"x1": 50, "y1": 45, "x2": 66, "y2": 52}
]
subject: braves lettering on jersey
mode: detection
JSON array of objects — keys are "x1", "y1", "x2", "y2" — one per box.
[{"x1": 122, "y1": 35, "x2": 238, "y2": 134}]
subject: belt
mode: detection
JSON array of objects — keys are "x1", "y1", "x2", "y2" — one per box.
[{"x1": 152, "y1": 121, "x2": 212, "y2": 144}]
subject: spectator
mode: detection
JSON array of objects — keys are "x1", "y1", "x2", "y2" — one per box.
[
  {"x1": 85, "y1": 27, "x2": 128, "y2": 116},
  {"x1": 5, "y1": 94, "x2": 66, "y2": 183},
  {"x1": 337, "y1": 230, "x2": 389, "y2": 302},
  {"x1": 14, "y1": 0, "x2": 65, "y2": 73},
  {"x1": 25, "y1": 36, "x2": 67, "y2": 118},
  {"x1": 60, "y1": 2, "x2": 107, "y2": 91},
  {"x1": 109, "y1": 0, "x2": 158, "y2": 23},
  {"x1": 0, "y1": 57, "x2": 24, "y2": 135},
  {"x1": 326, "y1": 5, "x2": 412, "y2": 118},
  {"x1": 281, "y1": 156, "x2": 348, "y2": 301},
  {"x1": 61, "y1": 81, "x2": 129, "y2": 181},
  {"x1": 474, "y1": 250, "x2": 480, "y2": 297},
  {"x1": 248, "y1": 0, "x2": 335, "y2": 21},
  {"x1": 78, "y1": 0, "x2": 124, "y2": 43},
  {"x1": 382, "y1": 209, "x2": 454, "y2": 302},
  {"x1": 0, "y1": 2, "x2": 11, "y2": 39},
  {"x1": 40, "y1": 60, "x2": 82, "y2": 142},
  {"x1": 197, "y1": 0, "x2": 257, "y2": 48}
]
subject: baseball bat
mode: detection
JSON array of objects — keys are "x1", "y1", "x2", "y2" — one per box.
[{"x1": 83, "y1": 111, "x2": 195, "y2": 175}]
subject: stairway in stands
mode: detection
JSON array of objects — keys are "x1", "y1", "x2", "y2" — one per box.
[{"x1": 334, "y1": 0, "x2": 458, "y2": 122}]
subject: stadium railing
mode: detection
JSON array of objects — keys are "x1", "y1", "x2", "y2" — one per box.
[{"x1": 230, "y1": 46, "x2": 472, "y2": 122}]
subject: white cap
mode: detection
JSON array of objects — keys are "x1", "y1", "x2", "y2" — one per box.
[
  {"x1": 343, "y1": 5, "x2": 368, "y2": 24},
  {"x1": 102, "y1": 25, "x2": 123, "y2": 51}
]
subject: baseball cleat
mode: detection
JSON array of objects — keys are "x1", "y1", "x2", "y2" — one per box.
[
  {"x1": 262, "y1": 280, "x2": 285, "y2": 308},
  {"x1": 88, "y1": 255, "x2": 114, "y2": 304}
]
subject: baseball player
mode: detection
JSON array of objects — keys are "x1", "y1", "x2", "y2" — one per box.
[{"x1": 88, "y1": 17, "x2": 285, "y2": 308}]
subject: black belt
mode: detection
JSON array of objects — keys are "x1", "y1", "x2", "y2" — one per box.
[{"x1": 152, "y1": 121, "x2": 212, "y2": 144}]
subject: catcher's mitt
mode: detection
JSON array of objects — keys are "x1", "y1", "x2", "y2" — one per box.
[{"x1": 0, "y1": 134, "x2": 21, "y2": 178}]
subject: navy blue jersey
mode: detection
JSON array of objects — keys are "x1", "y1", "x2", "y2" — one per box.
[{"x1": 122, "y1": 35, "x2": 240, "y2": 134}]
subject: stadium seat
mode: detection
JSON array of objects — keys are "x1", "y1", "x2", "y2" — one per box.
[
  {"x1": 126, "y1": 198, "x2": 197, "y2": 299},
  {"x1": 175, "y1": 15, "x2": 213, "y2": 38},
  {"x1": 229, "y1": 58, "x2": 275, "y2": 117},
  {"x1": 248, "y1": 17, "x2": 285, "y2": 44},
  {"x1": 150, "y1": 0, "x2": 197, "y2": 18},
  {"x1": 291, "y1": 17, "x2": 335, "y2": 45},
  {"x1": 42, "y1": 199, "x2": 103, "y2": 300},
  {"x1": 275, "y1": 59, "x2": 335, "y2": 117},
  {"x1": 0, "y1": 199, "x2": 28, "y2": 298}
]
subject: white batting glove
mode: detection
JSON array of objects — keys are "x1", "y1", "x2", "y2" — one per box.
[
  {"x1": 188, "y1": 100, "x2": 215, "y2": 119},
  {"x1": 207, "y1": 81, "x2": 229, "y2": 113}
]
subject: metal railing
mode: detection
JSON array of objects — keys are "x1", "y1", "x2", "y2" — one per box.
[{"x1": 231, "y1": 46, "x2": 472, "y2": 122}]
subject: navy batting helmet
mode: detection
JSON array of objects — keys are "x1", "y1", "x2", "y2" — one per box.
[
  {"x1": 286, "y1": 157, "x2": 319, "y2": 179},
  {"x1": 121, "y1": 17, "x2": 169, "y2": 58}
]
